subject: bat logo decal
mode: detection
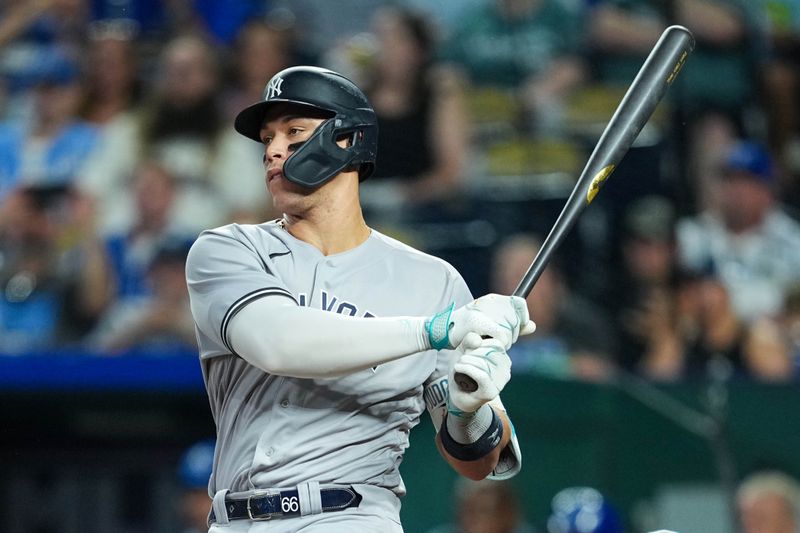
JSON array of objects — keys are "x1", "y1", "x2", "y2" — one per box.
[
  {"x1": 586, "y1": 165, "x2": 615, "y2": 204},
  {"x1": 667, "y1": 50, "x2": 689, "y2": 84}
]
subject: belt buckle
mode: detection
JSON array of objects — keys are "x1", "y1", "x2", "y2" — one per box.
[{"x1": 247, "y1": 491, "x2": 281, "y2": 521}]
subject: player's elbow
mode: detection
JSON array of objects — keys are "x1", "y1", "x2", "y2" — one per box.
[
  {"x1": 448, "y1": 455, "x2": 500, "y2": 481},
  {"x1": 459, "y1": 465, "x2": 495, "y2": 481}
]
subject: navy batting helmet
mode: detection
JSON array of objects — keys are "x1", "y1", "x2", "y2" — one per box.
[{"x1": 234, "y1": 66, "x2": 378, "y2": 188}]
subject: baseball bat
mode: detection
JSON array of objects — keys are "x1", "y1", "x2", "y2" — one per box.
[{"x1": 454, "y1": 25, "x2": 695, "y2": 393}]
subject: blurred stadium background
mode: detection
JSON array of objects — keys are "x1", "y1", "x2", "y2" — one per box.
[{"x1": 1, "y1": 0, "x2": 800, "y2": 532}]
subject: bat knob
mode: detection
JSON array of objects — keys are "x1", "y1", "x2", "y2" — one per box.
[{"x1": 454, "y1": 372, "x2": 478, "y2": 392}]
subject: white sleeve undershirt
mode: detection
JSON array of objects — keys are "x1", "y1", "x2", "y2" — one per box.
[{"x1": 227, "y1": 295, "x2": 431, "y2": 378}]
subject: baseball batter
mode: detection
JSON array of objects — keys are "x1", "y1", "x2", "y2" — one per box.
[{"x1": 185, "y1": 66, "x2": 535, "y2": 532}]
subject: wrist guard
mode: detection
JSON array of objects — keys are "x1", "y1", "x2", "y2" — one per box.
[
  {"x1": 440, "y1": 407, "x2": 503, "y2": 462},
  {"x1": 426, "y1": 302, "x2": 455, "y2": 350}
]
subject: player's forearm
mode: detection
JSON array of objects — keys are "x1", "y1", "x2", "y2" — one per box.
[
  {"x1": 437, "y1": 406, "x2": 512, "y2": 480},
  {"x1": 228, "y1": 297, "x2": 430, "y2": 378}
]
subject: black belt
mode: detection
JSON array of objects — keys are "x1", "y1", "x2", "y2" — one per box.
[{"x1": 209, "y1": 486, "x2": 362, "y2": 523}]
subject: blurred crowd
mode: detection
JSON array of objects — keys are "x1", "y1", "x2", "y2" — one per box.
[
  {"x1": 174, "y1": 436, "x2": 800, "y2": 533},
  {"x1": 1, "y1": 0, "x2": 799, "y2": 384},
  {"x1": 421, "y1": 469, "x2": 800, "y2": 533}
]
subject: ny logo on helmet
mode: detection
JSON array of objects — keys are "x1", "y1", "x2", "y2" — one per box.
[{"x1": 265, "y1": 77, "x2": 284, "y2": 99}]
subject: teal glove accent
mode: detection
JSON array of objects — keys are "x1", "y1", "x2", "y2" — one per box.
[
  {"x1": 446, "y1": 396, "x2": 473, "y2": 419},
  {"x1": 426, "y1": 302, "x2": 455, "y2": 350}
]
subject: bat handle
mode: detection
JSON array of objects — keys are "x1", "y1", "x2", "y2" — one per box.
[{"x1": 453, "y1": 333, "x2": 492, "y2": 393}]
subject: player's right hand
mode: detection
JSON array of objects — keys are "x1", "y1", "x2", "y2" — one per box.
[
  {"x1": 448, "y1": 338, "x2": 511, "y2": 413},
  {"x1": 426, "y1": 294, "x2": 536, "y2": 350}
]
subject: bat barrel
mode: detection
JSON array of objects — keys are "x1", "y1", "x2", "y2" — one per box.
[
  {"x1": 512, "y1": 25, "x2": 694, "y2": 299},
  {"x1": 595, "y1": 25, "x2": 694, "y2": 170},
  {"x1": 459, "y1": 26, "x2": 694, "y2": 393}
]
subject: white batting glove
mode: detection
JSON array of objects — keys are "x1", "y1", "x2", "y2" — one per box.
[
  {"x1": 426, "y1": 294, "x2": 536, "y2": 351},
  {"x1": 447, "y1": 338, "x2": 511, "y2": 414}
]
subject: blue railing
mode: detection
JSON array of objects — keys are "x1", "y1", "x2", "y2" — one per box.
[{"x1": 0, "y1": 348, "x2": 205, "y2": 391}]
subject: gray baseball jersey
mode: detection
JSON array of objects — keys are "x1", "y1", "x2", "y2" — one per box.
[{"x1": 185, "y1": 220, "x2": 471, "y2": 521}]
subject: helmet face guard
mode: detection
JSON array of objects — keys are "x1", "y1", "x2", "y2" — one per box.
[
  {"x1": 234, "y1": 66, "x2": 378, "y2": 189},
  {"x1": 283, "y1": 112, "x2": 377, "y2": 188}
]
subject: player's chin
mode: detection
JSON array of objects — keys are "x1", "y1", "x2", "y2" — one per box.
[
  {"x1": 268, "y1": 176, "x2": 308, "y2": 197},
  {"x1": 270, "y1": 185, "x2": 311, "y2": 213}
]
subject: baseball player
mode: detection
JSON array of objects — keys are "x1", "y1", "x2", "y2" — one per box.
[{"x1": 185, "y1": 66, "x2": 536, "y2": 532}]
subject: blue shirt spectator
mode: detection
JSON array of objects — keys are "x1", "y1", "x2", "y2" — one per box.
[
  {"x1": 0, "y1": 121, "x2": 99, "y2": 194},
  {"x1": 0, "y1": 46, "x2": 100, "y2": 198}
]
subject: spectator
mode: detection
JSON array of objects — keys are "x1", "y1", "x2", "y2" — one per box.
[
  {"x1": 737, "y1": 470, "x2": 800, "y2": 533},
  {"x1": 0, "y1": 0, "x2": 57, "y2": 48},
  {"x1": 360, "y1": 6, "x2": 469, "y2": 207},
  {"x1": 608, "y1": 193, "x2": 789, "y2": 382},
  {"x1": 745, "y1": 281, "x2": 800, "y2": 381},
  {"x1": 611, "y1": 195, "x2": 685, "y2": 377},
  {"x1": 222, "y1": 17, "x2": 296, "y2": 121},
  {"x1": 586, "y1": 0, "x2": 765, "y2": 213},
  {"x1": 587, "y1": 0, "x2": 760, "y2": 114},
  {"x1": 78, "y1": 33, "x2": 268, "y2": 236},
  {"x1": 780, "y1": 282, "x2": 800, "y2": 376},
  {"x1": 0, "y1": 184, "x2": 111, "y2": 352},
  {"x1": 426, "y1": 478, "x2": 535, "y2": 533},
  {"x1": 77, "y1": 19, "x2": 142, "y2": 127},
  {"x1": 0, "y1": 0, "x2": 89, "y2": 56},
  {"x1": 637, "y1": 263, "x2": 794, "y2": 382},
  {"x1": 442, "y1": 0, "x2": 587, "y2": 136},
  {"x1": 90, "y1": 0, "x2": 165, "y2": 38},
  {"x1": 0, "y1": 0, "x2": 91, "y2": 117},
  {"x1": 87, "y1": 237, "x2": 196, "y2": 354},
  {"x1": 184, "y1": 0, "x2": 266, "y2": 45},
  {"x1": 0, "y1": 186, "x2": 65, "y2": 352},
  {"x1": 547, "y1": 486, "x2": 624, "y2": 533},
  {"x1": 0, "y1": 46, "x2": 100, "y2": 197},
  {"x1": 491, "y1": 233, "x2": 616, "y2": 381},
  {"x1": 268, "y1": 0, "x2": 386, "y2": 60},
  {"x1": 676, "y1": 140, "x2": 800, "y2": 323},
  {"x1": 177, "y1": 438, "x2": 215, "y2": 533},
  {"x1": 101, "y1": 159, "x2": 196, "y2": 301},
  {"x1": 758, "y1": 1, "x2": 800, "y2": 206}
]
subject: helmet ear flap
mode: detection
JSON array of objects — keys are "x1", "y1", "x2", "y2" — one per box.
[
  {"x1": 332, "y1": 128, "x2": 375, "y2": 180},
  {"x1": 358, "y1": 162, "x2": 375, "y2": 182}
]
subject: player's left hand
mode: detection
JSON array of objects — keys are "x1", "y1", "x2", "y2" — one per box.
[
  {"x1": 428, "y1": 294, "x2": 536, "y2": 351},
  {"x1": 448, "y1": 338, "x2": 511, "y2": 413}
]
